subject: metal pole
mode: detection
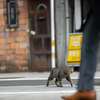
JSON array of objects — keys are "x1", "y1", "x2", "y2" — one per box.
[
  {"x1": 65, "y1": 0, "x2": 69, "y2": 48},
  {"x1": 27, "y1": 0, "x2": 32, "y2": 71},
  {"x1": 65, "y1": 0, "x2": 70, "y2": 65},
  {"x1": 50, "y1": 0, "x2": 55, "y2": 68}
]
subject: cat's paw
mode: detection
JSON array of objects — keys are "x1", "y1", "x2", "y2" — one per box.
[{"x1": 46, "y1": 84, "x2": 49, "y2": 87}]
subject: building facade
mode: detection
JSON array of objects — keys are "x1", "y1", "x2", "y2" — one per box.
[
  {"x1": 0, "y1": 0, "x2": 100, "y2": 72},
  {"x1": 0, "y1": 0, "x2": 30, "y2": 72},
  {"x1": 0, "y1": 0, "x2": 53, "y2": 72}
]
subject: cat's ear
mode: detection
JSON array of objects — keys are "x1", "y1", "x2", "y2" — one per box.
[
  {"x1": 71, "y1": 65, "x2": 74, "y2": 68},
  {"x1": 66, "y1": 65, "x2": 68, "y2": 70},
  {"x1": 66, "y1": 65, "x2": 68, "y2": 67}
]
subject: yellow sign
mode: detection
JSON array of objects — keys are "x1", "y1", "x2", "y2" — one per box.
[
  {"x1": 69, "y1": 35, "x2": 82, "y2": 49},
  {"x1": 67, "y1": 33, "x2": 83, "y2": 65}
]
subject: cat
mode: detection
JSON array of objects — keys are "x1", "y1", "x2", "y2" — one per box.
[{"x1": 46, "y1": 65, "x2": 74, "y2": 87}]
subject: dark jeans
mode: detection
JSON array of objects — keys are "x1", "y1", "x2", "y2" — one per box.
[{"x1": 77, "y1": 14, "x2": 100, "y2": 91}]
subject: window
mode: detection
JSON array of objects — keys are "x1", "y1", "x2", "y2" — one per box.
[
  {"x1": 37, "y1": 4, "x2": 47, "y2": 10},
  {"x1": 69, "y1": 0, "x2": 75, "y2": 33},
  {"x1": 7, "y1": 0, "x2": 18, "y2": 28}
]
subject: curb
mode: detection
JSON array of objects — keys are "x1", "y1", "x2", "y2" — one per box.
[{"x1": 0, "y1": 77, "x2": 100, "y2": 86}]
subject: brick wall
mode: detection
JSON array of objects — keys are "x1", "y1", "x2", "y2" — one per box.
[{"x1": 0, "y1": 0, "x2": 30, "y2": 72}]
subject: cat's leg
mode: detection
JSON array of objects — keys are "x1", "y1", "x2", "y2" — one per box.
[
  {"x1": 46, "y1": 77, "x2": 54, "y2": 87},
  {"x1": 46, "y1": 80, "x2": 50, "y2": 87},
  {"x1": 55, "y1": 78, "x2": 59, "y2": 87},
  {"x1": 58, "y1": 75, "x2": 63, "y2": 87},
  {"x1": 66, "y1": 77, "x2": 73, "y2": 87},
  {"x1": 59, "y1": 80, "x2": 63, "y2": 87}
]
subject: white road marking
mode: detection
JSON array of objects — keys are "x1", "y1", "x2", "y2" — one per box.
[
  {"x1": 0, "y1": 88, "x2": 100, "y2": 94},
  {"x1": 0, "y1": 85, "x2": 100, "y2": 94},
  {"x1": 0, "y1": 84, "x2": 77, "y2": 94},
  {"x1": 0, "y1": 77, "x2": 100, "y2": 81},
  {"x1": 0, "y1": 91, "x2": 77, "y2": 94},
  {"x1": 0, "y1": 84, "x2": 75, "y2": 87}
]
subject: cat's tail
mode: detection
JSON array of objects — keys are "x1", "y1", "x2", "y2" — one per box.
[
  {"x1": 46, "y1": 69, "x2": 54, "y2": 87},
  {"x1": 48, "y1": 69, "x2": 54, "y2": 80}
]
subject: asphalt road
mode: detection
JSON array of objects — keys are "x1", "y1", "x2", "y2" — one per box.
[
  {"x1": 0, "y1": 78, "x2": 75, "y2": 86},
  {"x1": 0, "y1": 72, "x2": 100, "y2": 100},
  {"x1": 0, "y1": 77, "x2": 100, "y2": 86},
  {"x1": 0, "y1": 85, "x2": 100, "y2": 100}
]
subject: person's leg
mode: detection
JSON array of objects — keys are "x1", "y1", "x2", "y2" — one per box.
[
  {"x1": 77, "y1": 14, "x2": 100, "y2": 91},
  {"x1": 61, "y1": 14, "x2": 99, "y2": 100}
]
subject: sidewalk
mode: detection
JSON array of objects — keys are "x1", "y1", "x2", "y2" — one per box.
[
  {"x1": 0, "y1": 71, "x2": 100, "y2": 100},
  {"x1": 0, "y1": 71, "x2": 100, "y2": 79}
]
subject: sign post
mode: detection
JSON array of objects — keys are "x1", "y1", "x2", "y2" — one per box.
[{"x1": 50, "y1": 0, "x2": 55, "y2": 68}]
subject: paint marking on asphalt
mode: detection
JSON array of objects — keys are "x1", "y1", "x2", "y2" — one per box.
[
  {"x1": 0, "y1": 78, "x2": 47, "y2": 81},
  {"x1": 0, "y1": 91, "x2": 77, "y2": 94},
  {"x1": 0, "y1": 77, "x2": 100, "y2": 81},
  {"x1": 0, "y1": 84, "x2": 75, "y2": 87},
  {"x1": 0, "y1": 89, "x2": 100, "y2": 94},
  {"x1": 0, "y1": 85, "x2": 100, "y2": 94}
]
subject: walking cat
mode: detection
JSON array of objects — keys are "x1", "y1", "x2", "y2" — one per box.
[{"x1": 46, "y1": 65, "x2": 74, "y2": 87}]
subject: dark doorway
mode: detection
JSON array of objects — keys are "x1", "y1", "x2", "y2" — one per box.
[{"x1": 29, "y1": 0, "x2": 51, "y2": 71}]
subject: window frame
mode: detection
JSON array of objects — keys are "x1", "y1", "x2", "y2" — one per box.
[
  {"x1": 37, "y1": 3, "x2": 47, "y2": 10},
  {"x1": 7, "y1": 0, "x2": 18, "y2": 28}
]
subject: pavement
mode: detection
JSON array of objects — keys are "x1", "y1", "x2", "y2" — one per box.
[
  {"x1": 0, "y1": 71, "x2": 100, "y2": 100},
  {"x1": 0, "y1": 71, "x2": 100, "y2": 78},
  {"x1": 0, "y1": 71, "x2": 100, "y2": 86}
]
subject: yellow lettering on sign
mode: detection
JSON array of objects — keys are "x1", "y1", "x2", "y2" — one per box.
[
  {"x1": 67, "y1": 50, "x2": 81, "y2": 62},
  {"x1": 69, "y1": 35, "x2": 82, "y2": 49}
]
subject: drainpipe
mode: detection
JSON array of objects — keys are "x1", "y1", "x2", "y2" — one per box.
[
  {"x1": 50, "y1": 0, "x2": 55, "y2": 68},
  {"x1": 65, "y1": 0, "x2": 70, "y2": 65},
  {"x1": 27, "y1": 0, "x2": 31, "y2": 71},
  {"x1": 74, "y1": 0, "x2": 81, "y2": 30},
  {"x1": 3, "y1": 0, "x2": 7, "y2": 71}
]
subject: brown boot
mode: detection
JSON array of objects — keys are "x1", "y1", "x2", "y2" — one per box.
[{"x1": 62, "y1": 90, "x2": 96, "y2": 100}]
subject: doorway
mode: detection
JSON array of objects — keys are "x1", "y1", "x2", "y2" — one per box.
[{"x1": 29, "y1": 0, "x2": 51, "y2": 71}]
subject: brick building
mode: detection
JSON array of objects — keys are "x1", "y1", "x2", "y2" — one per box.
[
  {"x1": 0, "y1": 0, "x2": 100, "y2": 72},
  {"x1": 0, "y1": 0, "x2": 53, "y2": 72},
  {"x1": 0, "y1": 0, "x2": 30, "y2": 72}
]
